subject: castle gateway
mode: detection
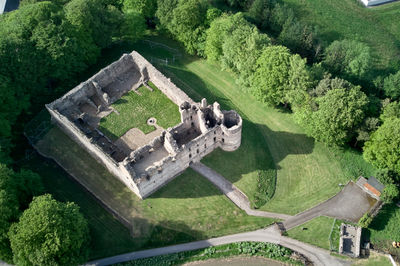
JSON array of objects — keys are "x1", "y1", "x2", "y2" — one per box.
[{"x1": 46, "y1": 51, "x2": 242, "y2": 199}]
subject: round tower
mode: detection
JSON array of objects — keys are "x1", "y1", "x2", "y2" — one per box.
[{"x1": 220, "y1": 110, "x2": 242, "y2": 152}]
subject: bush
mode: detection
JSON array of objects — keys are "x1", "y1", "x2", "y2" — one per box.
[
  {"x1": 253, "y1": 169, "x2": 276, "y2": 209},
  {"x1": 358, "y1": 213, "x2": 373, "y2": 228}
]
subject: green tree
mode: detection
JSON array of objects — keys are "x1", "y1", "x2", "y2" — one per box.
[
  {"x1": 221, "y1": 23, "x2": 270, "y2": 88},
  {"x1": 123, "y1": 0, "x2": 157, "y2": 19},
  {"x1": 380, "y1": 101, "x2": 400, "y2": 121},
  {"x1": 251, "y1": 45, "x2": 292, "y2": 105},
  {"x1": 167, "y1": 0, "x2": 208, "y2": 55},
  {"x1": 247, "y1": 0, "x2": 275, "y2": 30},
  {"x1": 156, "y1": 0, "x2": 178, "y2": 30},
  {"x1": 322, "y1": 39, "x2": 371, "y2": 80},
  {"x1": 0, "y1": 165, "x2": 19, "y2": 262},
  {"x1": 205, "y1": 13, "x2": 249, "y2": 62},
  {"x1": 381, "y1": 184, "x2": 399, "y2": 204},
  {"x1": 0, "y1": 165, "x2": 44, "y2": 262},
  {"x1": 64, "y1": 0, "x2": 124, "y2": 50},
  {"x1": 383, "y1": 70, "x2": 400, "y2": 100},
  {"x1": 9, "y1": 194, "x2": 90, "y2": 266},
  {"x1": 120, "y1": 11, "x2": 146, "y2": 42},
  {"x1": 251, "y1": 45, "x2": 310, "y2": 105},
  {"x1": 358, "y1": 213, "x2": 372, "y2": 228},
  {"x1": 364, "y1": 117, "x2": 400, "y2": 175}
]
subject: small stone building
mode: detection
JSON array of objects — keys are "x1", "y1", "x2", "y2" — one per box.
[
  {"x1": 356, "y1": 176, "x2": 384, "y2": 198},
  {"x1": 339, "y1": 224, "x2": 362, "y2": 257},
  {"x1": 46, "y1": 51, "x2": 242, "y2": 199}
]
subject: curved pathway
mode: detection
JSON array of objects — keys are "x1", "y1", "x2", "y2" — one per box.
[
  {"x1": 86, "y1": 226, "x2": 348, "y2": 266},
  {"x1": 190, "y1": 163, "x2": 292, "y2": 220}
]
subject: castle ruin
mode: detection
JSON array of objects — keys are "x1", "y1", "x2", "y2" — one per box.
[{"x1": 46, "y1": 51, "x2": 242, "y2": 199}]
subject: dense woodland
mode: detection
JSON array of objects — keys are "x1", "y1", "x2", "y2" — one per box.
[{"x1": 0, "y1": 0, "x2": 399, "y2": 264}]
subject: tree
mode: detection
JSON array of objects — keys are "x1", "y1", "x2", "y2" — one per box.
[
  {"x1": 247, "y1": 0, "x2": 275, "y2": 30},
  {"x1": 64, "y1": 0, "x2": 124, "y2": 50},
  {"x1": 205, "y1": 13, "x2": 249, "y2": 62},
  {"x1": 292, "y1": 76, "x2": 368, "y2": 146},
  {"x1": 0, "y1": 165, "x2": 44, "y2": 262},
  {"x1": 381, "y1": 184, "x2": 399, "y2": 204},
  {"x1": 120, "y1": 11, "x2": 146, "y2": 42},
  {"x1": 363, "y1": 117, "x2": 400, "y2": 175},
  {"x1": 310, "y1": 86, "x2": 368, "y2": 146},
  {"x1": 9, "y1": 194, "x2": 89, "y2": 266},
  {"x1": 358, "y1": 213, "x2": 372, "y2": 228},
  {"x1": 168, "y1": 0, "x2": 208, "y2": 55},
  {"x1": 251, "y1": 45, "x2": 310, "y2": 105},
  {"x1": 383, "y1": 70, "x2": 400, "y2": 100},
  {"x1": 221, "y1": 23, "x2": 270, "y2": 88},
  {"x1": 123, "y1": 0, "x2": 157, "y2": 19},
  {"x1": 278, "y1": 17, "x2": 321, "y2": 62},
  {"x1": 0, "y1": 165, "x2": 19, "y2": 262},
  {"x1": 322, "y1": 39, "x2": 371, "y2": 80},
  {"x1": 156, "y1": 0, "x2": 178, "y2": 30},
  {"x1": 380, "y1": 101, "x2": 400, "y2": 121}
]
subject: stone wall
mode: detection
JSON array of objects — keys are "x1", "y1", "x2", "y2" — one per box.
[{"x1": 47, "y1": 50, "x2": 242, "y2": 199}]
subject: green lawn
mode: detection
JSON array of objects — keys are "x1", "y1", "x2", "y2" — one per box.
[
  {"x1": 287, "y1": 216, "x2": 337, "y2": 250},
  {"x1": 128, "y1": 34, "x2": 376, "y2": 215},
  {"x1": 368, "y1": 203, "x2": 400, "y2": 258},
  {"x1": 353, "y1": 252, "x2": 393, "y2": 266},
  {"x1": 281, "y1": 0, "x2": 400, "y2": 74},
  {"x1": 99, "y1": 82, "x2": 181, "y2": 139},
  {"x1": 32, "y1": 126, "x2": 273, "y2": 260}
]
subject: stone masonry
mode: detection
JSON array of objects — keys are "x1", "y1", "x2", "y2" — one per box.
[{"x1": 46, "y1": 51, "x2": 242, "y2": 199}]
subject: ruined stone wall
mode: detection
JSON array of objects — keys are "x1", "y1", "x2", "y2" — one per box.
[
  {"x1": 47, "y1": 50, "x2": 243, "y2": 200},
  {"x1": 130, "y1": 51, "x2": 193, "y2": 106},
  {"x1": 46, "y1": 107, "x2": 141, "y2": 196}
]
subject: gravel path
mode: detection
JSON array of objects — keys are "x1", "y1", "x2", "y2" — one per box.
[
  {"x1": 190, "y1": 163, "x2": 292, "y2": 220},
  {"x1": 86, "y1": 226, "x2": 348, "y2": 266}
]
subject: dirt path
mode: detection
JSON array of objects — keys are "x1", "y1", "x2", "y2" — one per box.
[{"x1": 190, "y1": 163, "x2": 292, "y2": 220}]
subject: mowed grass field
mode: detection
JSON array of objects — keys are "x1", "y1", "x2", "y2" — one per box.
[
  {"x1": 281, "y1": 0, "x2": 400, "y2": 73},
  {"x1": 129, "y1": 35, "x2": 375, "y2": 215},
  {"x1": 31, "y1": 125, "x2": 272, "y2": 260},
  {"x1": 99, "y1": 82, "x2": 181, "y2": 138}
]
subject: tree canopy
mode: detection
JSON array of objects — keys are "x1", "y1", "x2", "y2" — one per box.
[
  {"x1": 293, "y1": 76, "x2": 368, "y2": 146},
  {"x1": 322, "y1": 39, "x2": 371, "y2": 81},
  {"x1": 364, "y1": 102, "x2": 400, "y2": 175},
  {"x1": 0, "y1": 165, "x2": 43, "y2": 263},
  {"x1": 383, "y1": 70, "x2": 400, "y2": 100},
  {"x1": 9, "y1": 194, "x2": 89, "y2": 266},
  {"x1": 251, "y1": 45, "x2": 310, "y2": 105}
]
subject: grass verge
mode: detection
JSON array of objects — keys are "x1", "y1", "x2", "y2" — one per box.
[
  {"x1": 118, "y1": 242, "x2": 301, "y2": 265},
  {"x1": 287, "y1": 216, "x2": 342, "y2": 250}
]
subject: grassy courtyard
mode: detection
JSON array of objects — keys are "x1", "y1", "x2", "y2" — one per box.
[
  {"x1": 281, "y1": 0, "x2": 400, "y2": 74},
  {"x1": 99, "y1": 82, "x2": 181, "y2": 139}
]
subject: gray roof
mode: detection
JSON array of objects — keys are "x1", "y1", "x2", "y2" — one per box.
[
  {"x1": 0, "y1": 0, "x2": 19, "y2": 14},
  {"x1": 367, "y1": 177, "x2": 385, "y2": 192}
]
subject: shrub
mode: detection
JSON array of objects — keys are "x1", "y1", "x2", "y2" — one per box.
[{"x1": 253, "y1": 169, "x2": 276, "y2": 209}]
